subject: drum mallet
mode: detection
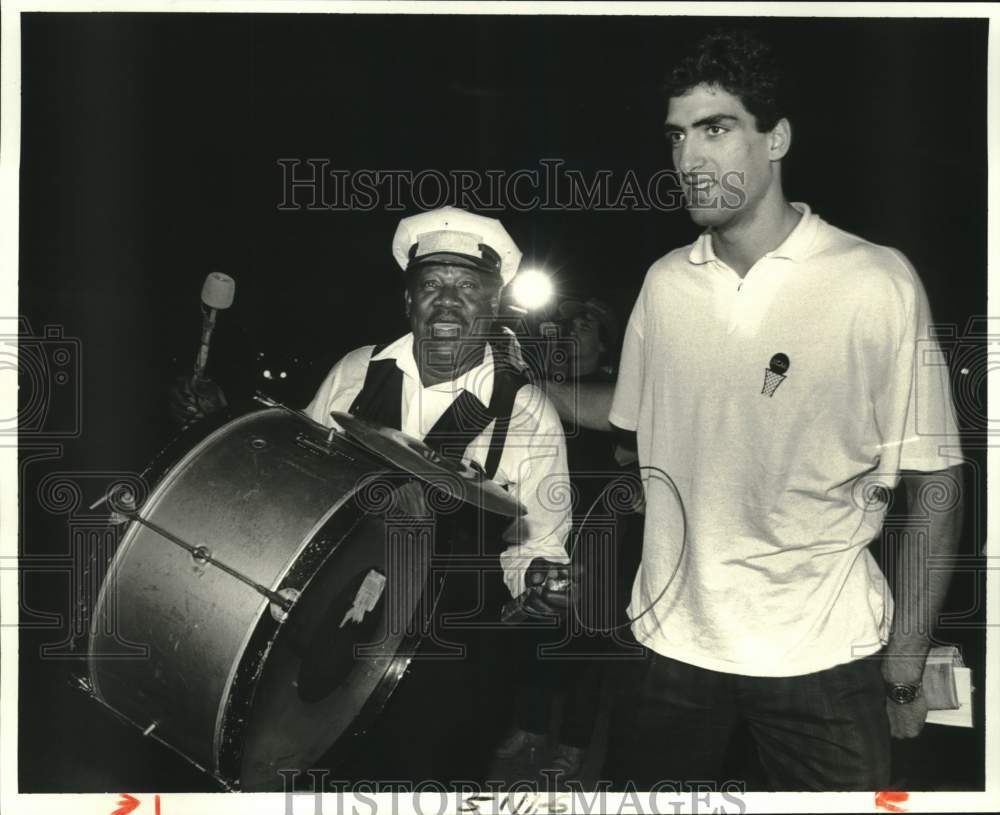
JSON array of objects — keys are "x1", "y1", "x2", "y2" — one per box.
[{"x1": 193, "y1": 271, "x2": 236, "y2": 381}]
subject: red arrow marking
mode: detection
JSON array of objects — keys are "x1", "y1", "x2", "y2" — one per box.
[
  {"x1": 112, "y1": 793, "x2": 141, "y2": 815},
  {"x1": 875, "y1": 791, "x2": 910, "y2": 812},
  {"x1": 155, "y1": 795, "x2": 161, "y2": 815}
]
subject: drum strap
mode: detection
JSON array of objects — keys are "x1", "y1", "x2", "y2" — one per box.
[
  {"x1": 480, "y1": 363, "x2": 527, "y2": 480},
  {"x1": 349, "y1": 343, "x2": 526, "y2": 480}
]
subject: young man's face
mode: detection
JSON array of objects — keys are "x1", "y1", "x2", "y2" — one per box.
[{"x1": 665, "y1": 83, "x2": 781, "y2": 230}]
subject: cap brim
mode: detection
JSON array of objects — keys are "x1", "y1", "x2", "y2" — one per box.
[{"x1": 406, "y1": 251, "x2": 502, "y2": 279}]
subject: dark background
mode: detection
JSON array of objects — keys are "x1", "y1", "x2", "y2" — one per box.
[{"x1": 16, "y1": 13, "x2": 989, "y2": 792}]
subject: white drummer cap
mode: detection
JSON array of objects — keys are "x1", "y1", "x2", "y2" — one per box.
[{"x1": 391, "y1": 206, "x2": 522, "y2": 287}]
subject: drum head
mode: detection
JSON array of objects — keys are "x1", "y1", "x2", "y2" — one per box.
[{"x1": 228, "y1": 502, "x2": 439, "y2": 791}]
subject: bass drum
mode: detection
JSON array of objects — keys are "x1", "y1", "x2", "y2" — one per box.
[{"x1": 87, "y1": 405, "x2": 444, "y2": 791}]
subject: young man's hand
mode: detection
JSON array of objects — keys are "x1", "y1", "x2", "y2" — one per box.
[{"x1": 886, "y1": 696, "x2": 929, "y2": 739}]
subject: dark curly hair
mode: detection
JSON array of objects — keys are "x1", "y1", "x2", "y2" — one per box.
[{"x1": 663, "y1": 29, "x2": 788, "y2": 133}]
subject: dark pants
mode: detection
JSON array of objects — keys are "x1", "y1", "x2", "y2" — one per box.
[
  {"x1": 605, "y1": 649, "x2": 891, "y2": 791},
  {"x1": 513, "y1": 630, "x2": 606, "y2": 748}
]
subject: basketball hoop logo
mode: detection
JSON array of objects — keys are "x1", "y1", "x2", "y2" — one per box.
[{"x1": 762, "y1": 353, "x2": 790, "y2": 397}]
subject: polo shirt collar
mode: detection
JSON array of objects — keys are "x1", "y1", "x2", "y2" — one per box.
[
  {"x1": 688, "y1": 202, "x2": 819, "y2": 266},
  {"x1": 371, "y1": 333, "x2": 495, "y2": 406}
]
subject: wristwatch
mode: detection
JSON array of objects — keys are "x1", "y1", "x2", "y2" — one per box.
[{"x1": 885, "y1": 681, "x2": 922, "y2": 705}]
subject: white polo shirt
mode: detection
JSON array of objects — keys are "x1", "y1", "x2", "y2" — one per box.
[
  {"x1": 306, "y1": 334, "x2": 571, "y2": 597},
  {"x1": 609, "y1": 203, "x2": 962, "y2": 677}
]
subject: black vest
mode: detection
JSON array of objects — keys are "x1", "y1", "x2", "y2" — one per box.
[{"x1": 348, "y1": 342, "x2": 527, "y2": 480}]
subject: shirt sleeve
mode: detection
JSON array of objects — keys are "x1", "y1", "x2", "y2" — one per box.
[
  {"x1": 304, "y1": 345, "x2": 374, "y2": 426},
  {"x1": 496, "y1": 384, "x2": 572, "y2": 597},
  {"x1": 864, "y1": 251, "x2": 962, "y2": 474},
  {"x1": 609, "y1": 283, "x2": 646, "y2": 432}
]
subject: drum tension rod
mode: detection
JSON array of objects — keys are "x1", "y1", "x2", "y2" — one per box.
[{"x1": 113, "y1": 505, "x2": 295, "y2": 613}]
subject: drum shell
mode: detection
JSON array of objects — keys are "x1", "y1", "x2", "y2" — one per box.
[{"x1": 87, "y1": 408, "x2": 388, "y2": 783}]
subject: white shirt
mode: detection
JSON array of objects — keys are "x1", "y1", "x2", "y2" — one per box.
[
  {"x1": 306, "y1": 334, "x2": 571, "y2": 597},
  {"x1": 610, "y1": 203, "x2": 962, "y2": 677}
]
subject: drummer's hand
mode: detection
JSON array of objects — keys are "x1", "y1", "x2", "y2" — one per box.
[
  {"x1": 523, "y1": 557, "x2": 572, "y2": 617},
  {"x1": 169, "y1": 373, "x2": 227, "y2": 426},
  {"x1": 390, "y1": 480, "x2": 429, "y2": 518}
]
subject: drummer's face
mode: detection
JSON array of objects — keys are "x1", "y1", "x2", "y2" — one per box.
[{"x1": 404, "y1": 264, "x2": 500, "y2": 344}]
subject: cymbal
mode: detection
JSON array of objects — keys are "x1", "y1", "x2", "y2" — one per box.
[{"x1": 330, "y1": 411, "x2": 525, "y2": 518}]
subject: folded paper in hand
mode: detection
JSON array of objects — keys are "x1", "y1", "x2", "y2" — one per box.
[{"x1": 923, "y1": 645, "x2": 973, "y2": 728}]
